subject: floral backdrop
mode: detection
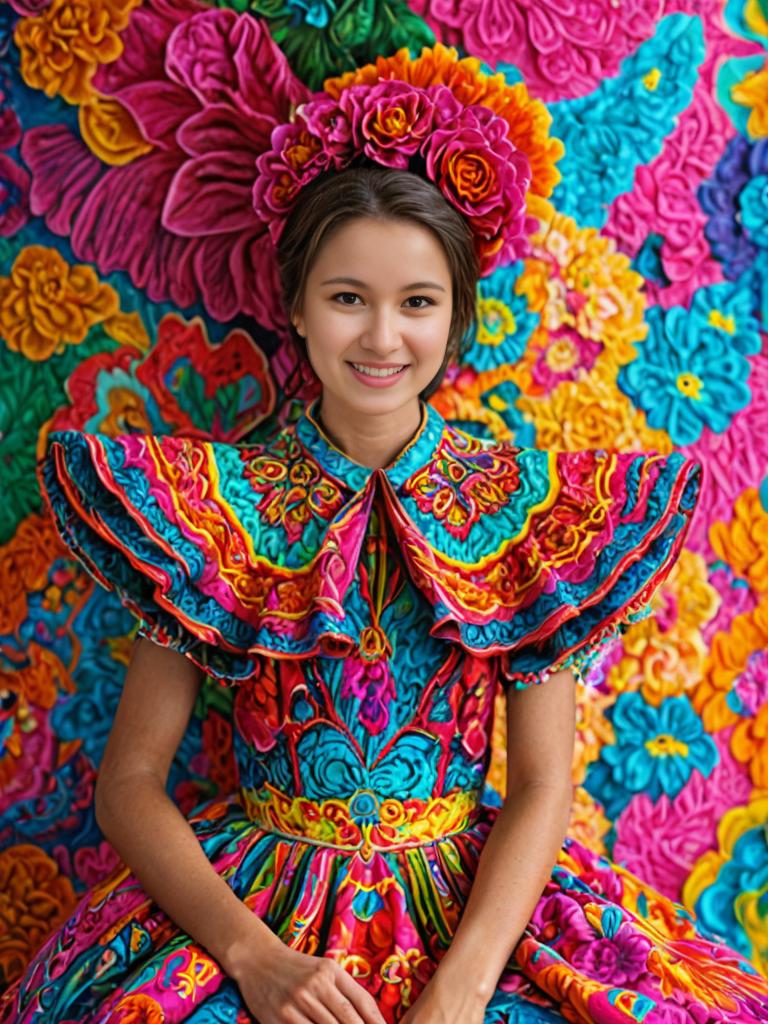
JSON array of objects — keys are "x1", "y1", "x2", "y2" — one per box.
[{"x1": 1, "y1": 0, "x2": 767, "y2": 996}]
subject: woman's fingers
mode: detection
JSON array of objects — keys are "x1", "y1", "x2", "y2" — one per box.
[
  {"x1": 297, "y1": 990, "x2": 363, "y2": 1024},
  {"x1": 335, "y1": 967, "x2": 388, "y2": 1024},
  {"x1": 291, "y1": 958, "x2": 369, "y2": 1024}
]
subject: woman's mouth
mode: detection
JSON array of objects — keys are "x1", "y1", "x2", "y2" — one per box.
[{"x1": 346, "y1": 362, "x2": 410, "y2": 387}]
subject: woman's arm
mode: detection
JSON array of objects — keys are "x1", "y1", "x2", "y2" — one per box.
[
  {"x1": 413, "y1": 667, "x2": 577, "y2": 1012},
  {"x1": 94, "y1": 636, "x2": 284, "y2": 977}
]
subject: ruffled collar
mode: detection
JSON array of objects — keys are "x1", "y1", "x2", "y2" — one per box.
[{"x1": 295, "y1": 397, "x2": 447, "y2": 492}]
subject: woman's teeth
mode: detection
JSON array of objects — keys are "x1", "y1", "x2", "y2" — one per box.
[{"x1": 350, "y1": 363, "x2": 407, "y2": 377}]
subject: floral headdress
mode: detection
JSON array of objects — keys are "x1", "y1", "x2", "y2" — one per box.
[{"x1": 251, "y1": 45, "x2": 564, "y2": 279}]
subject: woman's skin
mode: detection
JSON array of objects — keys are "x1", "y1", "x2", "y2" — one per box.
[{"x1": 96, "y1": 216, "x2": 577, "y2": 1024}]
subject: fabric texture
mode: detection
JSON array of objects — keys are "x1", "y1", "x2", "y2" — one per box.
[{"x1": 2, "y1": 400, "x2": 767, "y2": 1023}]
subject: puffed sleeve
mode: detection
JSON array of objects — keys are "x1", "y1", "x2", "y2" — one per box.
[
  {"x1": 36, "y1": 429, "x2": 366, "y2": 684},
  {"x1": 495, "y1": 450, "x2": 704, "y2": 691},
  {"x1": 384, "y1": 441, "x2": 703, "y2": 691}
]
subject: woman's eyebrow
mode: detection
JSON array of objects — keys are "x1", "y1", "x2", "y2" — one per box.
[{"x1": 319, "y1": 276, "x2": 447, "y2": 292}]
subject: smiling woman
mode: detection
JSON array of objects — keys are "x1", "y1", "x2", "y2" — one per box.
[{"x1": 4, "y1": 74, "x2": 767, "y2": 1024}]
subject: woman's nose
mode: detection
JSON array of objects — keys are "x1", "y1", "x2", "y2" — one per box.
[{"x1": 361, "y1": 308, "x2": 403, "y2": 354}]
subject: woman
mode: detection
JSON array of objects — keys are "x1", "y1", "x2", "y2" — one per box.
[{"x1": 2, "y1": 157, "x2": 766, "y2": 1024}]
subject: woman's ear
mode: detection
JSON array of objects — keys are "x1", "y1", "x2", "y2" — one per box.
[{"x1": 291, "y1": 311, "x2": 305, "y2": 337}]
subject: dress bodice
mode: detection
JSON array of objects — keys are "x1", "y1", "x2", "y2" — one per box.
[
  {"x1": 230, "y1": 476, "x2": 499, "y2": 854},
  {"x1": 224, "y1": 400, "x2": 504, "y2": 853}
]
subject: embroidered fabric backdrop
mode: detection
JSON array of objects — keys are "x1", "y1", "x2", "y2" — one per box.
[{"x1": 1, "y1": 0, "x2": 767, "y2": 993}]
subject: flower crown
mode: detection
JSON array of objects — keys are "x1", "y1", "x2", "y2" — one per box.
[{"x1": 251, "y1": 74, "x2": 544, "y2": 279}]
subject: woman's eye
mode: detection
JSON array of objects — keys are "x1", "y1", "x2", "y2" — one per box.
[{"x1": 331, "y1": 293, "x2": 434, "y2": 308}]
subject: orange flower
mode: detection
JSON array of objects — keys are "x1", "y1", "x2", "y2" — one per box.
[
  {"x1": 731, "y1": 701, "x2": 768, "y2": 787},
  {"x1": 323, "y1": 42, "x2": 563, "y2": 201},
  {"x1": 0, "y1": 246, "x2": 120, "y2": 361},
  {"x1": 691, "y1": 600, "x2": 768, "y2": 732},
  {"x1": 0, "y1": 844, "x2": 76, "y2": 987},
  {"x1": 79, "y1": 95, "x2": 154, "y2": 165},
  {"x1": 573, "y1": 687, "x2": 616, "y2": 779},
  {"x1": 111, "y1": 992, "x2": 166, "y2": 1024},
  {"x1": 14, "y1": 0, "x2": 141, "y2": 106},
  {"x1": 0, "y1": 515, "x2": 68, "y2": 635},
  {"x1": 709, "y1": 488, "x2": 768, "y2": 599}
]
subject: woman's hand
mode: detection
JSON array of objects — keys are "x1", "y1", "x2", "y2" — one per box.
[
  {"x1": 234, "y1": 941, "x2": 388, "y2": 1024},
  {"x1": 398, "y1": 971, "x2": 488, "y2": 1024}
]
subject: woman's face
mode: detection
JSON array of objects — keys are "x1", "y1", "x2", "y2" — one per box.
[{"x1": 291, "y1": 216, "x2": 453, "y2": 416}]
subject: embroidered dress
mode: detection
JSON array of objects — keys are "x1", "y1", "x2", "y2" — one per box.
[{"x1": 2, "y1": 398, "x2": 766, "y2": 1024}]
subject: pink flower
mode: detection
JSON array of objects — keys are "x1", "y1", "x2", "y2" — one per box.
[
  {"x1": 700, "y1": 564, "x2": 757, "y2": 644},
  {"x1": 571, "y1": 926, "x2": 652, "y2": 985},
  {"x1": 252, "y1": 121, "x2": 332, "y2": 243},
  {"x1": 340, "y1": 81, "x2": 437, "y2": 168},
  {"x1": 411, "y1": 0, "x2": 663, "y2": 102},
  {"x1": 422, "y1": 104, "x2": 531, "y2": 271},
  {"x1": 612, "y1": 730, "x2": 752, "y2": 900},
  {"x1": 529, "y1": 891, "x2": 595, "y2": 957},
  {"x1": 299, "y1": 95, "x2": 353, "y2": 165},
  {"x1": 530, "y1": 327, "x2": 602, "y2": 392},
  {"x1": 21, "y1": 5, "x2": 310, "y2": 330},
  {"x1": 731, "y1": 649, "x2": 768, "y2": 717}
]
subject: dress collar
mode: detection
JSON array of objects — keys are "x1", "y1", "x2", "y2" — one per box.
[{"x1": 295, "y1": 397, "x2": 447, "y2": 491}]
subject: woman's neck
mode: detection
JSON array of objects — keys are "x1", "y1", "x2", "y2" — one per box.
[{"x1": 315, "y1": 397, "x2": 423, "y2": 470}]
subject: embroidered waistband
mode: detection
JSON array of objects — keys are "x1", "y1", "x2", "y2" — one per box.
[{"x1": 239, "y1": 783, "x2": 483, "y2": 855}]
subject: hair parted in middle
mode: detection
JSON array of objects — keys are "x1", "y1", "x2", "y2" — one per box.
[{"x1": 275, "y1": 162, "x2": 480, "y2": 402}]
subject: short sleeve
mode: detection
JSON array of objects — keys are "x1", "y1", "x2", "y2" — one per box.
[{"x1": 498, "y1": 602, "x2": 655, "y2": 691}]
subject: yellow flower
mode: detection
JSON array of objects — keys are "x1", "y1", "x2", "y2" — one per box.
[
  {"x1": 515, "y1": 204, "x2": 648, "y2": 391},
  {"x1": 684, "y1": 796, "x2": 768, "y2": 978},
  {"x1": 515, "y1": 372, "x2": 673, "y2": 453},
  {"x1": 709, "y1": 488, "x2": 768, "y2": 599},
  {"x1": 0, "y1": 245, "x2": 119, "y2": 361},
  {"x1": 79, "y1": 95, "x2": 154, "y2": 165},
  {"x1": 14, "y1": 0, "x2": 141, "y2": 105},
  {"x1": 609, "y1": 551, "x2": 717, "y2": 707},
  {"x1": 731, "y1": 60, "x2": 768, "y2": 139}
]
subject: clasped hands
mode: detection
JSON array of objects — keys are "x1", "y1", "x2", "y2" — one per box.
[{"x1": 234, "y1": 939, "x2": 488, "y2": 1024}]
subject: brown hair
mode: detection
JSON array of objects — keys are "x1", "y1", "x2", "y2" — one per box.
[{"x1": 274, "y1": 163, "x2": 480, "y2": 401}]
